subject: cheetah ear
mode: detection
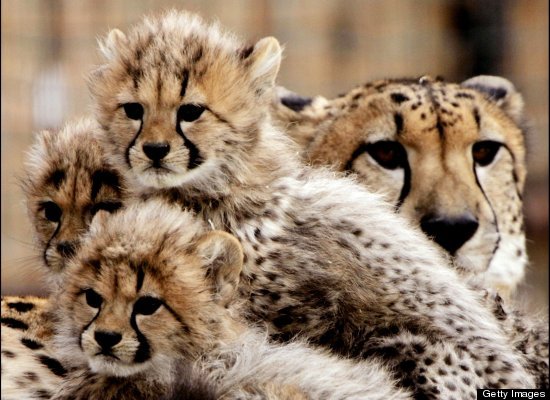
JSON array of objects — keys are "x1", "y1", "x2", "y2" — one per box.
[
  {"x1": 461, "y1": 75, "x2": 524, "y2": 124},
  {"x1": 244, "y1": 37, "x2": 283, "y2": 88},
  {"x1": 98, "y1": 28, "x2": 128, "y2": 61},
  {"x1": 196, "y1": 231, "x2": 244, "y2": 306}
]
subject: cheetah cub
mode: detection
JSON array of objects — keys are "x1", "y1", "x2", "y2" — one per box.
[
  {"x1": 21, "y1": 117, "x2": 125, "y2": 287},
  {"x1": 90, "y1": 10, "x2": 536, "y2": 394},
  {"x1": 51, "y1": 200, "x2": 411, "y2": 400},
  {"x1": 2, "y1": 118, "x2": 127, "y2": 400}
]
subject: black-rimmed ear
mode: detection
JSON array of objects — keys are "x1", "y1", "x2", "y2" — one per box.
[
  {"x1": 461, "y1": 75, "x2": 524, "y2": 124},
  {"x1": 98, "y1": 28, "x2": 128, "y2": 61},
  {"x1": 196, "y1": 231, "x2": 243, "y2": 306},
  {"x1": 243, "y1": 37, "x2": 283, "y2": 90}
]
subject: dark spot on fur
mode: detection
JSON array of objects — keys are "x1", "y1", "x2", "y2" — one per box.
[
  {"x1": 47, "y1": 169, "x2": 65, "y2": 189},
  {"x1": 445, "y1": 382, "x2": 457, "y2": 391},
  {"x1": 473, "y1": 107, "x2": 480, "y2": 128},
  {"x1": 91, "y1": 169, "x2": 121, "y2": 201},
  {"x1": 2, "y1": 350, "x2": 16, "y2": 358},
  {"x1": 424, "y1": 357, "x2": 434, "y2": 365},
  {"x1": 420, "y1": 113, "x2": 426, "y2": 119},
  {"x1": 398, "y1": 359, "x2": 417, "y2": 373},
  {"x1": 7, "y1": 302, "x2": 35, "y2": 312},
  {"x1": 21, "y1": 338, "x2": 43, "y2": 350},
  {"x1": 239, "y1": 45, "x2": 254, "y2": 59},
  {"x1": 417, "y1": 375, "x2": 427, "y2": 385},
  {"x1": 1, "y1": 317, "x2": 28, "y2": 330},
  {"x1": 24, "y1": 371, "x2": 38, "y2": 382},
  {"x1": 394, "y1": 113, "x2": 404, "y2": 135},
  {"x1": 444, "y1": 354, "x2": 452, "y2": 365},
  {"x1": 413, "y1": 343, "x2": 426, "y2": 354},
  {"x1": 37, "y1": 355, "x2": 67, "y2": 377},
  {"x1": 456, "y1": 92, "x2": 474, "y2": 99},
  {"x1": 180, "y1": 69, "x2": 189, "y2": 97},
  {"x1": 391, "y1": 92, "x2": 410, "y2": 104},
  {"x1": 33, "y1": 390, "x2": 52, "y2": 400}
]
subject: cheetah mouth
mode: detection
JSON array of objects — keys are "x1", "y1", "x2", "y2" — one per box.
[
  {"x1": 144, "y1": 164, "x2": 173, "y2": 173},
  {"x1": 95, "y1": 351, "x2": 120, "y2": 360}
]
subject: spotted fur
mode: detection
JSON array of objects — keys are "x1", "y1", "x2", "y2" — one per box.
[
  {"x1": 20, "y1": 117, "x2": 126, "y2": 287},
  {"x1": 2, "y1": 118, "x2": 126, "y2": 399},
  {"x1": 90, "y1": 10, "x2": 537, "y2": 396},
  {"x1": 273, "y1": 76, "x2": 528, "y2": 298},
  {"x1": 50, "y1": 200, "x2": 411, "y2": 400},
  {"x1": 1, "y1": 296, "x2": 65, "y2": 400}
]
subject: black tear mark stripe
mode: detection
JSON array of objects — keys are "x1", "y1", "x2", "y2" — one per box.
[
  {"x1": 131, "y1": 312, "x2": 151, "y2": 363},
  {"x1": 21, "y1": 337, "x2": 44, "y2": 350},
  {"x1": 43, "y1": 214, "x2": 62, "y2": 269},
  {"x1": 91, "y1": 169, "x2": 122, "y2": 200},
  {"x1": 125, "y1": 120, "x2": 144, "y2": 167},
  {"x1": 345, "y1": 143, "x2": 370, "y2": 171},
  {"x1": 180, "y1": 69, "x2": 189, "y2": 98},
  {"x1": 472, "y1": 161, "x2": 500, "y2": 271},
  {"x1": 47, "y1": 169, "x2": 66, "y2": 189},
  {"x1": 7, "y1": 301, "x2": 35, "y2": 312},
  {"x1": 79, "y1": 306, "x2": 101, "y2": 351},
  {"x1": 395, "y1": 161, "x2": 411, "y2": 210},
  {"x1": 37, "y1": 355, "x2": 68, "y2": 377},
  {"x1": 136, "y1": 263, "x2": 145, "y2": 293},
  {"x1": 176, "y1": 121, "x2": 204, "y2": 170},
  {"x1": 1, "y1": 317, "x2": 29, "y2": 330}
]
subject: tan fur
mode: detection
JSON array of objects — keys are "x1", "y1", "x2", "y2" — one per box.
[
  {"x1": 273, "y1": 76, "x2": 528, "y2": 299},
  {"x1": 20, "y1": 117, "x2": 126, "y2": 284},
  {"x1": 88, "y1": 10, "x2": 537, "y2": 395},
  {"x1": 1, "y1": 296, "x2": 65, "y2": 400},
  {"x1": 51, "y1": 201, "x2": 411, "y2": 400},
  {"x1": 2, "y1": 118, "x2": 127, "y2": 399}
]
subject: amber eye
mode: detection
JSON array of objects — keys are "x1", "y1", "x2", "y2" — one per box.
[
  {"x1": 91, "y1": 201, "x2": 123, "y2": 216},
  {"x1": 122, "y1": 103, "x2": 144, "y2": 120},
  {"x1": 85, "y1": 288, "x2": 103, "y2": 309},
  {"x1": 472, "y1": 141, "x2": 502, "y2": 166},
  {"x1": 41, "y1": 201, "x2": 62, "y2": 222},
  {"x1": 134, "y1": 296, "x2": 162, "y2": 315},
  {"x1": 177, "y1": 104, "x2": 205, "y2": 122},
  {"x1": 366, "y1": 141, "x2": 407, "y2": 170}
]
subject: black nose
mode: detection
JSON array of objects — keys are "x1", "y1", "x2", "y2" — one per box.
[
  {"x1": 94, "y1": 331, "x2": 122, "y2": 350},
  {"x1": 56, "y1": 241, "x2": 76, "y2": 258},
  {"x1": 142, "y1": 142, "x2": 170, "y2": 161},
  {"x1": 420, "y1": 214, "x2": 479, "y2": 255}
]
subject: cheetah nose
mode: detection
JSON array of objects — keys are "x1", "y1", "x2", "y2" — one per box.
[
  {"x1": 94, "y1": 331, "x2": 122, "y2": 351},
  {"x1": 56, "y1": 241, "x2": 76, "y2": 258},
  {"x1": 419, "y1": 213, "x2": 479, "y2": 255},
  {"x1": 142, "y1": 142, "x2": 170, "y2": 161}
]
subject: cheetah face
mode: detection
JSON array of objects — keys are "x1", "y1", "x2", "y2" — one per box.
[
  {"x1": 90, "y1": 11, "x2": 282, "y2": 193},
  {"x1": 281, "y1": 76, "x2": 527, "y2": 294},
  {"x1": 22, "y1": 119, "x2": 124, "y2": 276},
  {"x1": 56, "y1": 200, "x2": 243, "y2": 377}
]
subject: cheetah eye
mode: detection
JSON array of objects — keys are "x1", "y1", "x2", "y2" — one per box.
[
  {"x1": 472, "y1": 141, "x2": 502, "y2": 166},
  {"x1": 177, "y1": 104, "x2": 205, "y2": 123},
  {"x1": 122, "y1": 103, "x2": 144, "y2": 120},
  {"x1": 91, "y1": 201, "x2": 123, "y2": 216},
  {"x1": 133, "y1": 296, "x2": 162, "y2": 316},
  {"x1": 366, "y1": 141, "x2": 407, "y2": 170},
  {"x1": 41, "y1": 201, "x2": 62, "y2": 222},
  {"x1": 85, "y1": 289, "x2": 103, "y2": 309}
]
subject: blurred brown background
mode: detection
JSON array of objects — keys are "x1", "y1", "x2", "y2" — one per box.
[{"x1": 2, "y1": 0, "x2": 547, "y2": 311}]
